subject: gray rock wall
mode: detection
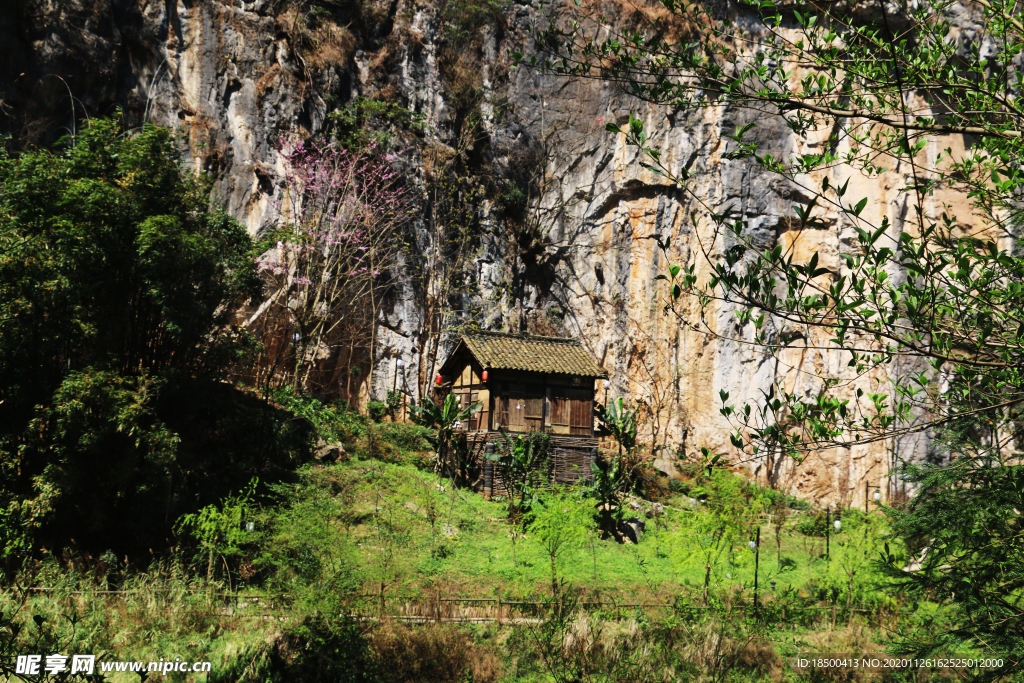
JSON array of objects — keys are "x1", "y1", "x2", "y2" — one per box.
[{"x1": 1, "y1": 0, "x2": 947, "y2": 505}]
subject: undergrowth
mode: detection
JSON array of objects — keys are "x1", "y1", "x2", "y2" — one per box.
[{"x1": 0, "y1": 397, "x2": 977, "y2": 682}]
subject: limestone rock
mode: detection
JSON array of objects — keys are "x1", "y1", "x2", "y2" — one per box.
[
  {"x1": 314, "y1": 438, "x2": 346, "y2": 463},
  {"x1": 0, "y1": 0, "x2": 961, "y2": 508}
]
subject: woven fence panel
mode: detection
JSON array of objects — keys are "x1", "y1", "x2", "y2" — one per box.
[
  {"x1": 552, "y1": 447, "x2": 596, "y2": 484},
  {"x1": 465, "y1": 432, "x2": 598, "y2": 496}
]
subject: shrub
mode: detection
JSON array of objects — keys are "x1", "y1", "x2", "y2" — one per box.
[
  {"x1": 367, "y1": 401, "x2": 388, "y2": 422},
  {"x1": 796, "y1": 511, "x2": 830, "y2": 538},
  {"x1": 788, "y1": 496, "x2": 812, "y2": 511},
  {"x1": 385, "y1": 389, "x2": 402, "y2": 419},
  {"x1": 262, "y1": 617, "x2": 378, "y2": 683},
  {"x1": 331, "y1": 399, "x2": 370, "y2": 441},
  {"x1": 372, "y1": 423, "x2": 433, "y2": 453}
]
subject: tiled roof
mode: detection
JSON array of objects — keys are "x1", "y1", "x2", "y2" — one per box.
[{"x1": 459, "y1": 331, "x2": 607, "y2": 378}]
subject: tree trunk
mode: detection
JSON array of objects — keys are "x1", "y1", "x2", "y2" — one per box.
[{"x1": 550, "y1": 554, "x2": 558, "y2": 601}]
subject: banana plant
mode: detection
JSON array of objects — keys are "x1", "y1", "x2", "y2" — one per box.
[
  {"x1": 483, "y1": 428, "x2": 551, "y2": 521},
  {"x1": 410, "y1": 393, "x2": 481, "y2": 480},
  {"x1": 594, "y1": 397, "x2": 638, "y2": 458},
  {"x1": 593, "y1": 397, "x2": 647, "y2": 516}
]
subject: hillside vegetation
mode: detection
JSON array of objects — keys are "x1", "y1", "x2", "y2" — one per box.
[{"x1": 2, "y1": 394, "x2": 979, "y2": 682}]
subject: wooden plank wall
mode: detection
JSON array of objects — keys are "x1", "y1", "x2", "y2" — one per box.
[
  {"x1": 493, "y1": 379, "x2": 594, "y2": 436},
  {"x1": 450, "y1": 353, "x2": 489, "y2": 431}
]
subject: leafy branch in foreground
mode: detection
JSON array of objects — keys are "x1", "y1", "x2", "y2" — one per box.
[{"x1": 523, "y1": 0, "x2": 1024, "y2": 676}]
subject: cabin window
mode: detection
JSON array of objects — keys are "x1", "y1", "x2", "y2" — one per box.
[
  {"x1": 508, "y1": 384, "x2": 526, "y2": 431},
  {"x1": 524, "y1": 390, "x2": 544, "y2": 432},
  {"x1": 550, "y1": 386, "x2": 571, "y2": 434},
  {"x1": 495, "y1": 391, "x2": 508, "y2": 430},
  {"x1": 459, "y1": 389, "x2": 480, "y2": 430}
]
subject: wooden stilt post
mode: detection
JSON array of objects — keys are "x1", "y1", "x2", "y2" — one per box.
[
  {"x1": 754, "y1": 527, "x2": 761, "y2": 610},
  {"x1": 484, "y1": 444, "x2": 495, "y2": 499}
]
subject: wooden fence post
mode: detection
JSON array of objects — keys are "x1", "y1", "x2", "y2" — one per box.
[{"x1": 484, "y1": 444, "x2": 495, "y2": 499}]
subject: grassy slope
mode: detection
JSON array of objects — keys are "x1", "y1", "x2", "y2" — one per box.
[
  {"x1": 1, "y1": 417, "x2": 972, "y2": 683},
  {"x1": 266, "y1": 428, "x2": 892, "y2": 608}
]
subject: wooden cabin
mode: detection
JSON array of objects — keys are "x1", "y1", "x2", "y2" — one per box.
[{"x1": 435, "y1": 331, "x2": 608, "y2": 497}]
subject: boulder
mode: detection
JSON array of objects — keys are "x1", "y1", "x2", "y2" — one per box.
[
  {"x1": 314, "y1": 438, "x2": 346, "y2": 462},
  {"x1": 620, "y1": 517, "x2": 646, "y2": 544}
]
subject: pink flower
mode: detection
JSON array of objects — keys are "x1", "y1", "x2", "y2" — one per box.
[
  {"x1": 597, "y1": 118, "x2": 604, "y2": 122},
  {"x1": 277, "y1": 241, "x2": 284, "y2": 249}
]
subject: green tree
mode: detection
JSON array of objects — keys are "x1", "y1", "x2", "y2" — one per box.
[
  {"x1": 415, "y1": 155, "x2": 484, "y2": 398},
  {"x1": 527, "y1": 0, "x2": 1024, "y2": 675},
  {"x1": 594, "y1": 397, "x2": 649, "y2": 496},
  {"x1": 594, "y1": 398, "x2": 638, "y2": 458},
  {"x1": 527, "y1": 487, "x2": 594, "y2": 599},
  {"x1": 672, "y1": 470, "x2": 766, "y2": 602},
  {"x1": 176, "y1": 479, "x2": 258, "y2": 583},
  {"x1": 585, "y1": 454, "x2": 626, "y2": 540},
  {"x1": 0, "y1": 117, "x2": 263, "y2": 562}
]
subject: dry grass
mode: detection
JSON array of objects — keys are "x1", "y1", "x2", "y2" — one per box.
[
  {"x1": 515, "y1": 607, "x2": 786, "y2": 682},
  {"x1": 369, "y1": 619, "x2": 500, "y2": 683},
  {"x1": 527, "y1": 309, "x2": 565, "y2": 337},
  {"x1": 734, "y1": 637, "x2": 786, "y2": 682},
  {"x1": 558, "y1": 0, "x2": 704, "y2": 48},
  {"x1": 801, "y1": 622, "x2": 880, "y2": 683},
  {"x1": 308, "y1": 21, "x2": 356, "y2": 70},
  {"x1": 255, "y1": 63, "x2": 283, "y2": 99},
  {"x1": 276, "y1": 9, "x2": 356, "y2": 73}
]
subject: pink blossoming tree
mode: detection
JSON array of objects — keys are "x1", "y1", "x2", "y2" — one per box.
[{"x1": 246, "y1": 139, "x2": 415, "y2": 395}]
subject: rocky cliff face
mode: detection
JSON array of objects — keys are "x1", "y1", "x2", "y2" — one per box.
[{"x1": 2, "y1": 0, "x2": 956, "y2": 505}]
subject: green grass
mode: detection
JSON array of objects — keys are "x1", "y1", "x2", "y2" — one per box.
[
  {"x1": 227, "y1": 439, "x2": 906, "y2": 645},
  {"x1": 0, "y1": 422, "x2": 977, "y2": 683},
  {"x1": 0, "y1": 562, "x2": 277, "y2": 683}
]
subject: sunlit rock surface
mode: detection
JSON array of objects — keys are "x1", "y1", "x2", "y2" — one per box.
[{"x1": 1, "y1": 0, "x2": 965, "y2": 506}]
